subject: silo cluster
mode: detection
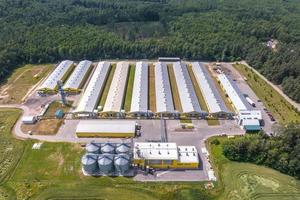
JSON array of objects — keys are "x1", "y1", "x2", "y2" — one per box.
[{"x1": 81, "y1": 141, "x2": 132, "y2": 176}]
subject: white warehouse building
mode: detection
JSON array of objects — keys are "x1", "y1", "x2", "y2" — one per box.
[
  {"x1": 129, "y1": 61, "x2": 151, "y2": 117},
  {"x1": 38, "y1": 60, "x2": 74, "y2": 93},
  {"x1": 74, "y1": 61, "x2": 110, "y2": 117},
  {"x1": 172, "y1": 62, "x2": 206, "y2": 117},
  {"x1": 154, "y1": 62, "x2": 176, "y2": 116},
  {"x1": 191, "y1": 62, "x2": 232, "y2": 118},
  {"x1": 63, "y1": 60, "x2": 92, "y2": 93},
  {"x1": 102, "y1": 62, "x2": 130, "y2": 117},
  {"x1": 217, "y1": 73, "x2": 251, "y2": 112}
]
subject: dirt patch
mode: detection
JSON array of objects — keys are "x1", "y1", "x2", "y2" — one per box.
[{"x1": 21, "y1": 119, "x2": 62, "y2": 135}]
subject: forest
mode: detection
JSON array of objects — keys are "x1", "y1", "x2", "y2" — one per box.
[
  {"x1": 223, "y1": 125, "x2": 300, "y2": 179},
  {"x1": 0, "y1": 0, "x2": 299, "y2": 102}
]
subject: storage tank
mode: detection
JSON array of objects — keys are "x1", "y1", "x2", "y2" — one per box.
[
  {"x1": 98, "y1": 154, "x2": 114, "y2": 174},
  {"x1": 101, "y1": 143, "x2": 115, "y2": 154},
  {"x1": 86, "y1": 141, "x2": 101, "y2": 154},
  {"x1": 116, "y1": 143, "x2": 130, "y2": 154},
  {"x1": 81, "y1": 153, "x2": 98, "y2": 174},
  {"x1": 114, "y1": 154, "x2": 130, "y2": 174}
]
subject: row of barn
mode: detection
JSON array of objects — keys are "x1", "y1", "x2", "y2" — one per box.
[{"x1": 38, "y1": 60, "x2": 251, "y2": 118}]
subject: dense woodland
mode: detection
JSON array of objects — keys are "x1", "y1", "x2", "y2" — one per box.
[
  {"x1": 223, "y1": 125, "x2": 300, "y2": 179},
  {"x1": 0, "y1": 0, "x2": 299, "y2": 102}
]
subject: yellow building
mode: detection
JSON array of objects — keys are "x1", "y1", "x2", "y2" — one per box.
[{"x1": 133, "y1": 142, "x2": 199, "y2": 169}]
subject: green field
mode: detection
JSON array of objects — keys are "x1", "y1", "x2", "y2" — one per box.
[
  {"x1": 123, "y1": 64, "x2": 135, "y2": 112},
  {"x1": 98, "y1": 64, "x2": 116, "y2": 109},
  {"x1": 167, "y1": 64, "x2": 182, "y2": 112},
  {"x1": 234, "y1": 64, "x2": 300, "y2": 124},
  {"x1": 207, "y1": 137, "x2": 300, "y2": 200},
  {"x1": 148, "y1": 64, "x2": 156, "y2": 112},
  {"x1": 0, "y1": 64, "x2": 53, "y2": 104}
]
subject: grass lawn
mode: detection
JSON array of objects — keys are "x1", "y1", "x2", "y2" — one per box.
[
  {"x1": 234, "y1": 64, "x2": 300, "y2": 124},
  {"x1": 187, "y1": 64, "x2": 209, "y2": 113},
  {"x1": 180, "y1": 119, "x2": 192, "y2": 123},
  {"x1": 167, "y1": 64, "x2": 182, "y2": 112},
  {"x1": 98, "y1": 64, "x2": 116, "y2": 109},
  {"x1": 206, "y1": 119, "x2": 220, "y2": 126},
  {"x1": 123, "y1": 64, "x2": 135, "y2": 112},
  {"x1": 44, "y1": 100, "x2": 73, "y2": 117},
  {"x1": 207, "y1": 136, "x2": 300, "y2": 200},
  {"x1": 0, "y1": 64, "x2": 53, "y2": 104},
  {"x1": 148, "y1": 63, "x2": 156, "y2": 112}
]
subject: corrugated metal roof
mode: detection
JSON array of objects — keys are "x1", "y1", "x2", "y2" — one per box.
[
  {"x1": 130, "y1": 61, "x2": 148, "y2": 113},
  {"x1": 39, "y1": 60, "x2": 73, "y2": 90},
  {"x1": 63, "y1": 60, "x2": 92, "y2": 90},
  {"x1": 191, "y1": 62, "x2": 230, "y2": 114},
  {"x1": 173, "y1": 62, "x2": 202, "y2": 114},
  {"x1": 102, "y1": 62, "x2": 129, "y2": 113},
  {"x1": 74, "y1": 61, "x2": 110, "y2": 113},
  {"x1": 134, "y1": 142, "x2": 178, "y2": 160},
  {"x1": 217, "y1": 73, "x2": 251, "y2": 112},
  {"x1": 76, "y1": 120, "x2": 136, "y2": 133},
  {"x1": 178, "y1": 146, "x2": 199, "y2": 163},
  {"x1": 154, "y1": 62, "x2": 175, "y2": 113}
]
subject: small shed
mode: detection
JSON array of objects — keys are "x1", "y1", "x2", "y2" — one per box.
[
  {"x1": 55, "y1": 109, "x2": 64, "y2": 119},
  {"x1": 22, "y1": 116, "x2": 37, "y2": 124}
]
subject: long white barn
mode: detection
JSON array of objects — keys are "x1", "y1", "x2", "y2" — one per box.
[
  {"x1": 130, "y1": 61, "x2": 149, "y2": 116},
  {"x1": 217, "y1": 73, "x2": 251, "y2": 112},
  {"x1": 63, "y1": 60, "x2": 92, "y2": 92},
  {"x1": 74, "y1": 61, "x2": 110, "y2": 115},
  {"x1": 102, "y1": 62, "x2": 129, "y2": 114},
  {"x1": 191, "y1": 62, "x2": 231, "y2": 117},
  {"x1": 154, "y1": 62, "x2": 175, "y2": 114},
  {"x1": 39, "y1": 60, "x2": 74, "y2": 92},
  {"x1": 172, "y1": 62, "x2": 204, "y2": 116}
]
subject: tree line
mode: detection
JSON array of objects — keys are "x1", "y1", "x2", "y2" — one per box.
[
  {"x1": 0, "y1": 0, "x2": 299, "y2": 102},
  {"x1": 223, "y1": 125, "x2": 300, "y2": 179}
]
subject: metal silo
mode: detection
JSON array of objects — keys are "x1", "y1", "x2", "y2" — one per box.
[
  {"x1": 101, "y1": 142, "x2": 115, "y2": 154},
  {"x1": 114, "y1": 153, "x2": 130, "y2": 174},
  {"x1": 98, "y1": 154, "x2": 114, "y2": 174},
  {"x1": 86, "y1": 141, "x2": 101, "y2": 154},
  {"x1": 116, "y1": 143, "x2": 130, "y2": 154},
  {"x1": 81, "y1": 153, "x2": 98, "y2": 174}
]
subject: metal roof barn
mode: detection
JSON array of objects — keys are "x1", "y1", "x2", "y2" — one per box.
[
  {"x1": 39, "y1": 60, "x2": 74, "y2": 92},
  {"x1": 102, "y1": 62, "x2": 129, "y2": 113},
  {"x1": 76, "y1": 120, "x2": 136, "y2": 138},
  {"x1": 217, "y1": 73, "x2": 251, "y2": 112},
  {"x1": 63, "y1": 60, "x2": 92, "y2": 91},
  {"x1": 74, "y1": 61, "x2": 110, "y2": 114},
  {"x1": 130, "y1": 61, "x2": 148, "y2": 115},
  {"x1": 172, "y1": 62, "x2": 203, "y2": 115},
  {"x1": 191, "y1": 62, "x2": 230, "y2": 115},
  {"x1": 154, "y1": 62, "x2": 175, "y2": 114}
]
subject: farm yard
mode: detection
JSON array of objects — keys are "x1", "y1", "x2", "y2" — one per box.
[{"x1": 0, "y1": 109, "x2": 299, "y2": 199}]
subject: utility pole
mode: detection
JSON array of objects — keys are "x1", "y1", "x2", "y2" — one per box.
[{"x1": 57, "y1": 80, "x2": 67, "y2": 106}]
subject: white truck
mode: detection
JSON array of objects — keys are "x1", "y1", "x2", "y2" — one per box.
[{"x1": 246, "y1": 96, "x2": 256, "y2": 107}]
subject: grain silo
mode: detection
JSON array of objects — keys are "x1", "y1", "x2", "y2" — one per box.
[
  {"x1": 116, "y1": 143, "x2": 130, "y2": 154},
  {"x1": 86, "y1": 141, "x2": 101, "y2": 154},
  {"x1": 98, "y1": 154, "x2": 114, "y2": 174},
  {"x1": 101, "y1": 143, "x2": 115, "y2": 154},
  {"x1": 81, "y1": 153, "x2": 98, "y2": 174},
  {"x1": 114, "y1": 153, "x2": 130, "y2": 174}
]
